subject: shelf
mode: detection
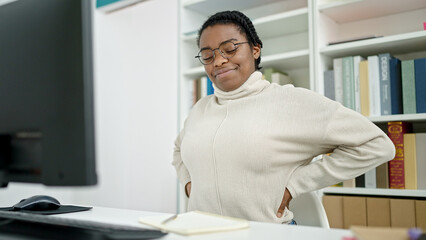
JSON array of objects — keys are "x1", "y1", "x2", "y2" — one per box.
[
  {"x1": 262, "y1": 49, "x2": 310, "y2": 70},
  {"x1": 183, "y1": 49, "x2": 309, "y2": 78},
  {"x1": 182, "y1": 0, "x2": 281, "y2": 16},
  {"x1": 181, "y1": 8, "x2": 309, "y2": 41},
  {"x1": 320, "y1": 31, "x2": 426, "y2": 58},
  {"x1": 319, "y1": 0, "x2": 426, "y2": 24},
  {"x1": 369, "y1": 113, "x2": 426, "y2": 123},
  {"x1": 323, "y1": 187, "x2": 426, "y2": 198},
  {"x1": 183, "y1": 66, "x2": 205, "y2": 78},
  {"x1": 253, "y1": 8, "x2": 308, "y2": 39}
]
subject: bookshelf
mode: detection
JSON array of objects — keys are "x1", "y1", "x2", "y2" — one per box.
[
  {"x1": 313, "y1": 0, "x2": 426, "y2": 202},
  {"x1": 178, "y1": 0, "x2": 426, "y2": 211},
  {"x1": 322, "y1": 187, "x2": 426, "y2": 198}
]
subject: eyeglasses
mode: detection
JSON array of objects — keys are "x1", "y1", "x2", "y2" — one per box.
[{"x1": 195, "y1": 40, "x2": 249, "y2": 65}]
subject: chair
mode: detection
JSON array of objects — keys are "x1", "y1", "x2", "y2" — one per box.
[{"x1": 290, "y1": 191, "x2": 330, "y2": 228}]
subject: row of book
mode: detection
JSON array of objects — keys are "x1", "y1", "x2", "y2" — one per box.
[
  {"x1": 323, "y1": 55, "x2": 426, "y2": 117},
  {"x1": 323, "y1": 195, "x2": 426, "y2": 229},
  {"x1": 332, "y1": 121, "x2": 425, "y2": 190},
  {"x1": 188, "y1": 76, "x2": 214, "y2": 108}
]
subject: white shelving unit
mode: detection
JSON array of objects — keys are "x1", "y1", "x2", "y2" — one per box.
[
  {"x1": 178, "y1": 0, "x2": 426, "y2": 211},
  {"x1": 314, "y1": 0, "x2": 426, "y2": 200}
]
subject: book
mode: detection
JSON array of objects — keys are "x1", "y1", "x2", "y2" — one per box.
[
  {"x1": 353, "y1": 56, "x2": 364, "y2": 113},
  {"x1": 263, "y1": 68, "x2": 289, "y2": 83},
  {"x1": 364, "y1": 168, "x2": 376, "y2": 188},
  {"x1": 404, "y1": 133, "x2": 426, "y2": 190},
  {"x1": 138, "y1": 211, "x2": 249, "y2": 235},
  {"x1": 401, "y1": 60, "x2": 416, "y2": 114},
  {"x1": 343, "y1": 179, "x2": 356, "y2": 188},
  {"x1": 376, "y1": 162, "x2": 389, "y2": 189},
  {"x1": 271, "y1": 72, "x2": 292, "y2": 85},
  {"x1": 379, "y1": 53, "x2": 392, "y2": 115},
  {"x1": 333, "y1": 58, "x2": 344, "y2": 104},
  {"x1": 389, "y1": 58, "x2": 402, "y2": 114},
  {"x1": 404, "y1": 133, "x2": 417, "y2": 189},
  {"x1": 324, "y1": 70, "x2": 335, "y2": 100},
  {"x1": 359, "y1": 60, "x2": 370, "y2": 116},
  {"x1": 367, "y1": 55, "x2": 381, "y2": 117},
  {"x1": 414, "y1": 58, "x2": 426, "y2": 113},
  {"x1": 207, "y1": 77, "x2": 214, "y2": 95},
  {"x1": 355, "y1": 174, "x2": 365, "y2": 188},
  {"x1": 387, "y1": 122, "x2": 412, "y2": 189},
  {"x1": 342, "y1": 56, "x2": 355, "y2": 110},
  {"x1": 416, "y1": 134, "x2": 426, "y2": 190}
]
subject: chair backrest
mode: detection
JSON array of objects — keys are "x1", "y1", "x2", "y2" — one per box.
[{"x1": 290, "y1": 191, "x2": 330, "y2": 228}]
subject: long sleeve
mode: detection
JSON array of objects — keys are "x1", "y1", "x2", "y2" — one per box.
[
  {"x1": 172, "y1": 127, "x2": 191, "y2": 187},
  {"x1": 286, "y1": 105, "x2": 396, "y2": 199}
]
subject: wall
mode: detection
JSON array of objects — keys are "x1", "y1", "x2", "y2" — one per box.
[{"x1": 0, "y1": 0, "x2": 178, "y2": 214}]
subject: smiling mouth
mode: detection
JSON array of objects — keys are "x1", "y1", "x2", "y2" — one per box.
[{"x1": 214, "y1": 68, "x2": 237, "y2": 79}]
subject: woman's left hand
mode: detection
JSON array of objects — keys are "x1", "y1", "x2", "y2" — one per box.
[{"x1": 276, "y1": 188, "x2": 293, "y2": 218}]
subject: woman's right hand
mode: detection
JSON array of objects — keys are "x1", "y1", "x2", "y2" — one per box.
[{"x1": 185, "y1": 182, "x2": 192, "y2": 197}]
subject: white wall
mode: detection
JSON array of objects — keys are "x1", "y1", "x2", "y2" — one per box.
[{"x1": 0, "y1": 0, "x2": 178, "y2": 214}]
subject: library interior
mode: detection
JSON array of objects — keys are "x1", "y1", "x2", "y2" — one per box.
[{"x1": 0, "y1": 0, "x2": 425, "y2": 239}]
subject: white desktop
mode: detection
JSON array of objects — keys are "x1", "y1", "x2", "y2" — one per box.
[{"x1": 55, "y1": 207, "x2": 352, "y2": 240}]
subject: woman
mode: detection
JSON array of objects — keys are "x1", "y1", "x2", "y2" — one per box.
[{"x1": 172, "y1": 10, "x2": 395, "y2": 224}]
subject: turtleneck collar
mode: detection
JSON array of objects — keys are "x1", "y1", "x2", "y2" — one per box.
[{"x1": 213, "y1": 71, "x2": 269, "y2": 104}]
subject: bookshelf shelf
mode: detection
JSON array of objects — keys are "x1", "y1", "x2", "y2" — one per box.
[
  {"x1": 369, "y1": 113, "x2": 426, "y2": 123},
  {"x1": 183, "y1": 66, "x2": 205, "y2": 78},
  {"x1": 320, "y1": 31, "x2": 426, "y2": 58},
  {"x1": 262, "y1": 49, "x2": 310, "y2": 70},
  {"x1": 181, "y1": 7, "x2": 309, "y2": 41},
  {"x1": 254, "y1": 8, "x2": 309, "y2": 39},
  {"x1": 182, "y1": 0, "x2": 281, "y2": 15},
  {"x1": 318, "y1": 0, "x2": 426, "y2": 24},
  {"x1": 323, "y1": 187, "x2": 426, "y2": 198}
]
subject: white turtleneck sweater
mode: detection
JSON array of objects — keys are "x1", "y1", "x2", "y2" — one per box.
[{"x1": 172, "y1": 71, "x2": 395, "y2": 224}]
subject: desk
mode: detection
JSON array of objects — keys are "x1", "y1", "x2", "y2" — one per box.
[{"x1": 52, "y1": 207, "x2": 353, "y2": 240}]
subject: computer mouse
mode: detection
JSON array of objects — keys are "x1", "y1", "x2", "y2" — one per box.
[{"x1": 13, "y1": 195, "x2": 61, "y2": 211}]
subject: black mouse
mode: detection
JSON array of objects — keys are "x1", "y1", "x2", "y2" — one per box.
[{"x1": 13, "y1": 195, "x2": 61, "y2": 211}]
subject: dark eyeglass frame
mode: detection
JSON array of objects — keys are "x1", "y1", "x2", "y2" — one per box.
[{"x1": 195, "y1": 40, "x2": 249, "y2": 65}]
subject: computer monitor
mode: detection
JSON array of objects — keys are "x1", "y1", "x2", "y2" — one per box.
[{"x1": 0, "y1": 0, "x2": 97, "y2": 187}]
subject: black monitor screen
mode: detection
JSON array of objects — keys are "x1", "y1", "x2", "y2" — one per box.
[{"x1": 0, "y1": 0, "x2": 97, "y2": 187}]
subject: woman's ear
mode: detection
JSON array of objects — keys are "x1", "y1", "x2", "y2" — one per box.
[{"x1": 252, "y1": 44, "x2": 261, "y2": 59}]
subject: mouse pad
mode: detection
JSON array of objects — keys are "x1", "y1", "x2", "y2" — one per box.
[{"x1": 0, "y1": 205, "x2": 92, "y2": 215}]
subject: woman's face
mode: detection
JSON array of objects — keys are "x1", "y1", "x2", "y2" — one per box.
[{"x1": 198, "y1": 24, "x2": 260, "y2": 92}]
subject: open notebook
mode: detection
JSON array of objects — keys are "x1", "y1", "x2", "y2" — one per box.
[{"x1": 138, "y1": 211, "x2": 250, "y2": 236}]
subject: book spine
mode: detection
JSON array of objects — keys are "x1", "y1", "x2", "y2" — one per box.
[
  {"x1": 207, "y1": 77, "x2": 214, "y2": 95},
  {"x1": 333, "y1": 58, "x2": 344, "y2": 104},
  {"x1": 364, "y1": 168, "x2": 376, "y2": 188},
  {"x1": 379, "y1": 54, "x2": 392, "y2": 115},
  {"x1": 387, "y1": 121, "x2": 412, "y2": 189},
  {"x1": 359, "y1": 60, "x2": 370, "y2": 116},
  {"x1": 389, "y1": 58, "x2": 402, "y2": 114},
  {"x1": 368, "y1": 55, "x2": 381, "y2": 117},
  {"x1": 415, "y1": 134, "x2": 426, "y2": 190},
  {"x1": 353, "y1": 56, "x2": 364, "y2": 113},
  {"x1": 200, "y1": 76, "x2": 208, "y2": 98},
  {"x1": 403, "y1": 133, "x2": 417, "y2": 190},
  {"x1": 414, "y1": 58, "x2": 426, "y2": 113},
  {"x1": 324, "y1": 70, "x2": 335, "y2": 100},
  {"x1": 401, "y1": 60, "x2": 416, "y2": 114},
  {"x1": 376, "y1": 162, "x2": 389, "y2": 188},
  {"x1": 355, "y1": 174, "x2": 365, "y2": 187},
  {"x1": 342, "y1": 56, "x2": 355, "y2": 110}
]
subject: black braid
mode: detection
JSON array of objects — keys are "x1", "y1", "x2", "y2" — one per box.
[{"x1": 197, "y1": 11, "x2": 263, "y2": 70}]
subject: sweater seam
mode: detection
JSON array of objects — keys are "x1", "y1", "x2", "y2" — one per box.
[{"x1": 211, "y1": 103, "x2": 228, "y2": 215}]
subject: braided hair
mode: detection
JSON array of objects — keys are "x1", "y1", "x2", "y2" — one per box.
[{"x1": 197, "y1": 10, "x2": 263, "y2": 70}]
